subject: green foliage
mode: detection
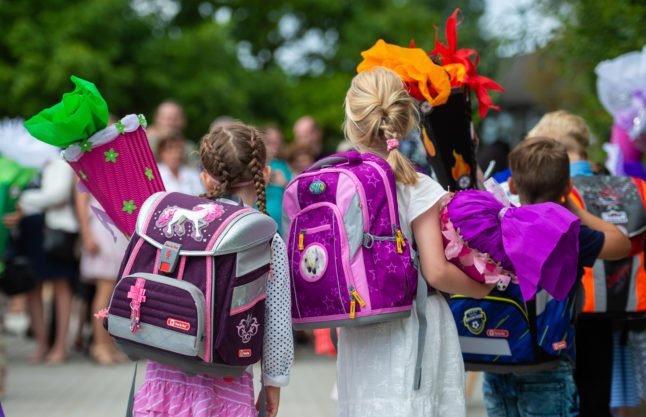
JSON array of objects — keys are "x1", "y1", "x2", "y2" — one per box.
[
  {"x1": 1, "y1": 0, "x2": 492, "y2": 145},
  {"x1": 536, "y1": 0, "x2": 646, "y2": 148}
]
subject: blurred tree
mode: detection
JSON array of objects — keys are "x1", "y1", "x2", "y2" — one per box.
[
  {"x1": 535, "y1": 0, "x2": 646, "y2": 153},
  {"x1": 1, "y1": 0, "x2": 494, "y2": 145}
]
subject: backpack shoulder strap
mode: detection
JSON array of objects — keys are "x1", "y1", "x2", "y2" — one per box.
[{"x1": 413, "y1": 270, "x2": 428, "y2": 390}]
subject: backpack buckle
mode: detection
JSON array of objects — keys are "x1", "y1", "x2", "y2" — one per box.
[
  {"x1": 362, "y1": 233, "x2": 375, "y2": 249},
  {"x1": 159, "y1": 241, "x2": 182, "y2": 274}
]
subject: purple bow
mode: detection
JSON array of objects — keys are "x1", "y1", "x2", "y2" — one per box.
[{"x1": 448, "y1": 190, "x2": 581, "y2": 301}]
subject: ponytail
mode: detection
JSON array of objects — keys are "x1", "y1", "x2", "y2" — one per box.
[
  {"x1": 387, "y1": 148, "x2": 418, "y2": 185},
  {"x1": 344, "y1": 67, "x2": 419, "y2": 185}
]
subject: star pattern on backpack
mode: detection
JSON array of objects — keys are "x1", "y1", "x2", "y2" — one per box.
[{"x1": 366, "y1": 173, "x2": 379, "y2": 187}]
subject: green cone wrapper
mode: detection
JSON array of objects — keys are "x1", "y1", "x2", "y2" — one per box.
[{"x1": 24, "y1": 76, "x2": 109, "y2": 148}]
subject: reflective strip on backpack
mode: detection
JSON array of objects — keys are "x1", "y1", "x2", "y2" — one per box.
[
  {"x1": 458, "y1": 336, "x2": 512, "y2": 356},
  {"x1": 593, "y1": 260, "x2": 608, "y2": 312},
  {"x1": 583, "y1": 255, "x2": 643, "y2": 313}
]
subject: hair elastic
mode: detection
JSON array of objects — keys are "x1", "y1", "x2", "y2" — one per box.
[{"x1": 386, "y1": 138, "x2": 400, "y2": 152}]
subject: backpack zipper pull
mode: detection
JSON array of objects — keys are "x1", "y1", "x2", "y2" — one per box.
[
  {"x1": 397, "y1": 229, "x2": 406, "y2": 248},
  {"x1": 349, "y1": 285, "x2": 366, "y2": 307},
  {"x1": 298, "y1": 232, "x2": 305, "y2": 251},
  {"x1": 350, "y1": 299, "x2": 356, "y2": 319},
  {"x1": 393, "y1": 225, "x2": 404, "y2": 254}
]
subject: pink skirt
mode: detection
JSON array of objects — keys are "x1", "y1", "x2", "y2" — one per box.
[{"x1": 133, "y1": 361, "x2": 257, "y2": 417}]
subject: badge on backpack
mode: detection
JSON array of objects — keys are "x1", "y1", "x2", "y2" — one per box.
[
  {"x1": 463, "y1": 307, "x2": 487, "y2": 335},
  {"x1": 300, "y1": 244, "x2": 328, "y2": 281},
  {"x1": 309, "y1": 180, "x2": 327, "y2": 194}
]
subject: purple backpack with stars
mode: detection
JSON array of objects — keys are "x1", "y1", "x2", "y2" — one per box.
[
  {"x1": 106, "y1": 191, "x2": 276, "y2": 377},
  {"x1": 283, "y1": 151, "x2": 420, "y2": 329}
]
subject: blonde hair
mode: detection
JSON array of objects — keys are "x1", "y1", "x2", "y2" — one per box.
[
  {"x1": 527, "y1": 110, "x2": 591, "y2": 159},
  {"x1": 199, "y1": 122, "x2": 267, "y2": 213},
  {"x1": 343, "y1": 67, "x2": 419, "y2": 185}
]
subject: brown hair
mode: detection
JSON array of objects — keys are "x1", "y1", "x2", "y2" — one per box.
[
  {"x1": 199, "y1": 121, "x2": 268, "y2": 213},
  {"x1": 509, "y1": 136, "x2": 570, "y2": 204},
  {"x1": 156, "y1": 132, "x2": 185, "y2": 156},
  {"x1": 343, "y1": 67, "x2": 419, "y2": 185},
  {"x1": 527, "y1": 111, "x2": 591, "y2": 159},
  {"x1": 285, "y1": 142, "x2": 315, "y2": 164}
]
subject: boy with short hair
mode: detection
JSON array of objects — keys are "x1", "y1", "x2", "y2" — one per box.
[
  {"x1": 529, "y1": 111, "x2": 646, "y2": 416},
  {"x1": 482, "y1": 137, "x2": 630, "y2": 417}
]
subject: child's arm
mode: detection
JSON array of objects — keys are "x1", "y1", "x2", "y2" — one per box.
[
  {"x1": 74, "y1": 189, "x2": 99, "y2": 255},
  {"x1": 413, "y1": 203, "x2": 493, "y2": 299},
  {"x1": 258, "y1": 234, "x2": 293, "y2": 416},
  {"x1": 566, "y1": 198, "x2": 631, "y2": 260}
]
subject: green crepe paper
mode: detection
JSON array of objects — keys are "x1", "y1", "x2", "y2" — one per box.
[
  {"x1": 24, "y1": 76, "x2": 109, "y2": 148},
  {"x1": 0, "y1": 157, "x2": 37, "y2": 262}
]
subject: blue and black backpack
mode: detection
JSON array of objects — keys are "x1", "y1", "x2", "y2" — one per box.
[{"x1": 448, "y1": 282, "x2": 579, "y2": 373}]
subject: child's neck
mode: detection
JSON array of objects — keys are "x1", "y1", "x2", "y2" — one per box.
[{"x1": 231, "y1": 185, "x2": 257, "y2": 207}]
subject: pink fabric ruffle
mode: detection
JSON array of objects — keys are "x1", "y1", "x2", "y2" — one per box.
[{"x1": 133, "y1": 362, "x2": 257, "y2": 417}]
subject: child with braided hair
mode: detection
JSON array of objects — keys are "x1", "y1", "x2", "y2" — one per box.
[{"x1": 133, "y1": 122, "x2": 293, "y2": 417}]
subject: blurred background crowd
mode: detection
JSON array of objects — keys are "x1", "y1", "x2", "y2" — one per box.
[{"x1": 1, "y1": 1, "x2": 646, "y2": 416}]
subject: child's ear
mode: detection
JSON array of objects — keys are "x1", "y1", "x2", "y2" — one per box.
[
  {"x1": 562, "y1": 179, "x2": 573, "y2": 200},
  {"x1": 508, "y1": 177, "x2": 518, "y2": 195},
  {"x1": 200, "y1": 171, "x2": 215, "y2": 192},
  {"x1": 263, "y1": 165, "x2": 271, "y2": 185}
]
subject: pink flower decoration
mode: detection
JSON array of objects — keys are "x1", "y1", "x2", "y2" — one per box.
[{"x1": 442, "y1": 227, "x2": 464, "y2": 259}]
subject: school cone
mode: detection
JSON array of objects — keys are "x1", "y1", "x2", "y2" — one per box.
[
  {"x1": 63, "y1": 114, "x2": 165, "y2": 237},
  {"x1": 418, "y1": 87, "x2": 478, "y2": 191}
]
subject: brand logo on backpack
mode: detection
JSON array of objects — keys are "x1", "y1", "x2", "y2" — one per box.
[
  {"x1": 601, "y1": 210, "x2": 628, "y2": 224},
  {"x1": 167, "y1": 318, "x2": 191, "y2": 332},
  {"x1": 238, "y1": 349, "x2": 252, "y2": 358},
  {"x1": 155, "y1": 203, "x2": 225, "y2": 242},
  {"x1": 236, "y1": 314, "x2": 260, "y2": 343},
  {"x1": 309, "y1": 180, "x2": 327, "y2": 194},
  {"x1": 463, "y1": 307, "x2": 487, "y2": 335},
  {"x1": 552, "y1": 340, "x2": 567, "y2": 351}
]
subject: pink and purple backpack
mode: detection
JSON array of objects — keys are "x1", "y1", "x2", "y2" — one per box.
[
  {"x1": 106, "y1": 191, "x2": 276, "y2": 377},
  {"x1": 283, "y1": 151, "x2": 422, "y2": 327}
]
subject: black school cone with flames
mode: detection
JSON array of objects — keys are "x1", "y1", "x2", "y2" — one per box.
[{"x1": 358, "y1": 9, "x2": 504, "y2": 191}]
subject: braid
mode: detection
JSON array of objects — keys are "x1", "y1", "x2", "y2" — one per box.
[
  {"x1": 248, "y1": 128, "x2": 267, "y2": 214},
  {"x1": 199, "y1": 130, "x2": 232, "y2": 200},
  {"x1": 200, "y1": 121, "x2": 268, "y2": 210}
]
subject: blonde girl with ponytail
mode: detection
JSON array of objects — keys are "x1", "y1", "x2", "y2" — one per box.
[
  {"x1": 336, "y1": 68, "x2": 491, "y2": 417},
  {"x1": 132, "y1": 122, "x2": 293, "y2": 417}
]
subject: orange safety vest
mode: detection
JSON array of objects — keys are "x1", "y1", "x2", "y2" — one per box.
[{"x1": 570, "y1": 176, "x2": 646, "y2": 316}]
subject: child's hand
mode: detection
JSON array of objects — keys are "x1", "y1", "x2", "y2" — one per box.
[
  {"x1": 256, "y1": 385, "x2": 280, "y2": 417},
  {"x1": 83, "y1": 234, "x2": 100, "y2": 256},
  {"x1": 2, "y1": 210, "x2": 23, "y2": 229}
]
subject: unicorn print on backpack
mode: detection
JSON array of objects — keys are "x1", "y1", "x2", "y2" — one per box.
[{"x1": 154, "y1": 202, "x2": 225, "y2": 241}]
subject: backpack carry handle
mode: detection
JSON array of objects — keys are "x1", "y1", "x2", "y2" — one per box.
[{"x1": 305, "y1": 151, "x2": 362, "y2": 172}]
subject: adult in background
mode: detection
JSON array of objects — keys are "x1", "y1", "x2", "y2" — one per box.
[
  {"x1": 76, "y1": 192, "x2": 129, "y2": 365},
  {"x1": 293, "y1": 115, "x2": 325, "y2": 160},
  {"x1": 147, "y1": 100, "x2": 187, "y2": 158},
  {"x1": 286, "y1": 143, "x2": 315, "y2": 176},
  {"x1": 157, "y1": 134, "x2": 204, "y2": 196},
  {"x1": 264, "y1": 126, "x2": 291, "y2": 235},
  {"x1": 17, "y1": 158, "x2": 79, "y2": 364}
]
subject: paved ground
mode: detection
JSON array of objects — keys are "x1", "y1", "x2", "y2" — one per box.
[{"x1": 0, "y1": 313, "x2": 487, "y2": 417}]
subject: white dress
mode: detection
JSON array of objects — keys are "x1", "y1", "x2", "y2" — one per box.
[{"x1": 337, "y1": 173, "x2": 467, "y2": 417}]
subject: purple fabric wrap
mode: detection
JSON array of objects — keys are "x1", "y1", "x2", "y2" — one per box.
[{"x1": 448, "y1": 190, "x2": 581, "y2": 301}]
